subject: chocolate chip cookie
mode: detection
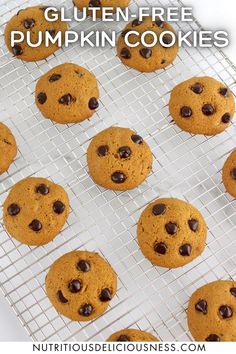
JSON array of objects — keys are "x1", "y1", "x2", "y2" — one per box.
[
  {"x1": 0, "y1": 123, "x2": 17, "y2": 175},
  {"x1": 3, "y1": 177, "x2": 69, "y2": 246},
  {"x1": 137, "y1": 198, "x2": 207, "y2": 268},
  {"x1": 169, "y1": 77, "x2": 235, "y2": 135},
  {"x1": 35, "y1": 63, "x2": 99, "y2": 124},
  {"x1": 4, "y1": 6, "x2": 67, "y2": 62},
  {"x1": 188, "y1": 280, "x2": 236, "y2": 341},
  {"x1": 45, "y1": 250, "x2": 117, "y2": 321},
  {"x1": 73, "y1": 0, "x2": 131, "y2": 17},
  {"x1": 87, "y1": 127, "x2": 153, "y2": 191},
  {"x1": 107, "y1": 329, "x2": 159, "y2": 342},
  {"x1": 117, "y1": 16, "x2": 178, "y2": 72},
  {"x1": 223, "y1": 150, "x2": 236, "y2": 198}
]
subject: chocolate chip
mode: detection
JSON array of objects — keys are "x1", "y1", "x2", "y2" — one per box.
[
  {"x1": 68, "y1": 279, "x2": 82, "y2": 293},
  {"x1": 29, "y1": 219, "x2": 42, "y2": 232},
  {"x1": 179, "y1": 244, "x2": 191, "y2": 256},
  {"x1": 8, "y1": 203, "x2": 20, "y2": 216},
  {"x1": 36, "y1": 184, "x2": 49, "y2": 195},
  {"x1": 79, "y1": 304, "x2": 93, "y2": 317},
  {"x1": 37, "y1": 92, "x2": 47, "y2": 104},
  {"x1": 165, "y1": 222, "x2": 178, "y2": 235},
  {"x1": 195, "y1": 300, "x2": 207, "y2": 314},
  {"x1": 120, "y1": 48, "x2": 131, "y2": 59},
  {"x1": 191, "y1": 83, "x2": 203, "y2": 94},
  {"x1": 121, "y1": 29, "x2": 130, "y2": 38},
  {"x1": 139, "y1": 48, "x2": 152, "y2": 59},
  {"x1": 206, "y1": 334, "x2": 220, "y2": 342},
  {"x1": 162, "y1": 35, "x2": 172, "y2": 45},
  {"x1": 131, "y1": 135, "x2": 143, "y2": 144},
  {"x1": 56, "y1": 290, "x2": 68, "y2": 303},
  {"x1": 111, "y1": 171, "x2": 127, "y2": 184},
  {"x1": 219, "y1": 305, "x2": 233, "y2": 319},
  {"x1": 154, "y1": 242, "x2": 167, "y2": 255},
  {"x1": 221, "y1": 113, "x2": 231, "y2": 123},
  {"x1": 89, "y1": 0, "x2": 101, "y2": 6},
  {"x1": 188, "y1": 219, "x2": 198, "y2": 232},
  {"x1": 99, "y1": 288, "x2": 112, "y2": 302},
  {"x1": 230, "y1": 168, "x2": 236, "y2": 180},
  {"x1": 152, "y1": 204, "x2": 166, "y2": 216},
  {"x1": 59, "y1": 94, "x2": 73, "y2": 105},
  {"x1": 118, "y1": 146, "x2": 131, "y2": 159},
  {"x1": 97, "y1": 145, "x2": 108, "y2": 157},
  {"x1": 230, "y1": 287, "x2": 236, "y2": 297},
  {"x1": 219, "y1": 87, "x2": 229, "y2": 97},
  {"x1": 24, "y1": 18, "x2": 35, "y2": 29},
  {"x1": 132, "y1": 19, "x2": 142, "y2": 27},
  {"x1": 49, "y1": 74, "x2": 61, "y2": 83},
  {"x1": 89, "y1": 97, "x2": 99, "y2": 110},
  {"x1": 161, "y1": 59, "x2": 166, "y2": 64},
  {"x1": 180, "y1": 106, "x2": 192, "y2": 118},
  {"x1": 117, "y1": 335, "x2": 130, "y2": 342},
  {"x1": 77, "y1": 260, "x2": 90, "y2": 272},
  {"x1": 53, "y1": 201, "x2": 65, "y2": 215},
  {"x1": 155, "y1": 19, "x2": 164, "y2": 28},
  {"x1": 202, "y1": 104, "x2": 215, "y2": 116},
  {"x1": 12, "y1": 45, "x2": 23, "y2": 56}
]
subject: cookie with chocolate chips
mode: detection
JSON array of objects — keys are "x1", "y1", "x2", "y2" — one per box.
[
  {"x1": 45, "y1": 251, "x2": 117, "y2": 321},
  {"x1": 87, "y1": 127, "x2": 153, "y2": 191},
  {"x1": 35, "y1": 63, "x2": 99, "y2": 124},
  {"x1": 117, "y1": 16, "x2": 178, "y2": 72},
  {"x1": 223, "y1": 150, "x2": 236, "y2": 198},
  {"x1": 107, "y1": 329, "x2": 159, "y2": 342},
  {"x1": 4, "y1": 6, "x2": 67, "y2": 62},
  {"x1": 3, "y1": 177, "x2": 69, "y2": 245},
  {"x1": 137, "y1": 198, "x2": 207, "y2": 268},
  {"x1": 188, "y1": 280, "x2": 236, "y2": 341},
  {"x1": 169, "y1": 76, "x2": 235, "y2": 135},
  {"x1": 73, "y1": 0, "x2": 131, "y2": 18},
  {"x1": 0, "y1": 123, "x2": 17, "y2": 175}
]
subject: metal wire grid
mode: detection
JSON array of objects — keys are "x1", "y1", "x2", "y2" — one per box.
[{"x1": 0, "y1": 0, "x2": 236, "y2": 342}]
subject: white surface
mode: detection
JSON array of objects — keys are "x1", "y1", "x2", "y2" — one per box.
[{"x1": 0, "y1": 0, "x2": 236, "y2": 342}]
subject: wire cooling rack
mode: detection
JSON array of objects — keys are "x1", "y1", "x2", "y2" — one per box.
[{"x1": 0, "y1": 0, "x2": 236, "y2": 342}]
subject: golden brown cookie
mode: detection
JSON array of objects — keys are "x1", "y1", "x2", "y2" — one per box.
[
  {"x1": 3, "y1": 177, "x2": 69, "y2": 246},
  {"x1": 0, "y1": 123, "x2": 17, "y2": 175},
  {"x1": 35, "y1": 63, "x2": 99, "y2": 124},
  {"x1": 117, "y1": 17, "x2": 178, "y2": 72},
  {"x1": 169, "y1": 77, "x2": 235, "y2": 135},
  {"x1": 107, "y1": 329, "x2": 159, "y2": 342},
  {"x1": 223, "y1": 150, "x2": 236, "y2": 198},
  {"x1": 45, "y1": 251, "x2": 117, "y2": 321},
  {"x1": 87, "y1": 127, "x2": 153, "y2": 191},
  {"x1": 188, "y1": 280, "x2": 236, "y2": 341},
  {"x1": 73, "y1": 0, "x2": 130, "y2": 17},
  {"x1": 137, "y1": 198, "x2": 207, "y2": 268},
  {"x1": 4, "y1": 6, "x2": 67, "y2": 62}
]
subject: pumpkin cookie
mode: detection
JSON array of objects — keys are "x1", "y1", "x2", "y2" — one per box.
[
  {"x1": 188, "y1": 280, "x2": 236, "y2": 341},
  {"x1": 137, "y1": 198, "x2": 207, "y2": 268},
  {"x1": 169, "y1": 77, "x2": 235, "y2": 135},
  {"x1": 35, "y1": 63, "x2": 99, "y2": 124},
  {"x1": 0, "y1": 123, "x2": 17, "y2": 175},
  {"x1": 3, "y1": 177, "x2": 69, "y2": 245},
  {"x1": 87, "y1": 127, "x2": 153, "y2": 191},
  {"x1": 107, "y1": 329, "x2": 159, "y2": 342},
  {"x1": 45, "y1": 251, "x2": 117, "y2": 321},
  {"x1": 117, "y1": 16, "x2": 178, "y2": 72},
  {"x1": 223, "y1": 150, "x2": 236, "y2": 198},
  {"x1": 4, "y1": 6, "x2": 67, "y2": 62}
]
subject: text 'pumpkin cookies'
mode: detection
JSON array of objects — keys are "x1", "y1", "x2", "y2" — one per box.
[
  {"x1": 107, "y1": 329, "x2": 159, "y2": 342},
  {"x1": 35, "y1": 63, "x2": 99, "y2": 124},
  {"x1": 46, "y1": 251, "x2": 117, "y2": 321},
  {"x1": 223, "y1": 150, "x2": 236, "y2": 198},
  {"x1": 137, "y1": 198, "x2": 207, "y2": 268},
  {"x1": 117, "y1": 16, "x2": 178, "y2": 72},
  {"x1": 4, "y1": 6, "x2": 67, "y2": 62},
  {"x1": 73, "y1": 0, "x2": 131, "y2": 17},
  {"x1": 87, "y1": 127, "x2": 153, "y2": 191},
  {"x1": 169, "y1": 76, "x2": 235, "y2": 135},
  {"x1": 0, "y1": 123, "x2": 17, "y2": 175},
  {"x1": 188, "y1": 280, "x2": 236, "y2": 341},
  {"x1": 3, "y1": 177, "x2": 69, "y2": 246}
]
